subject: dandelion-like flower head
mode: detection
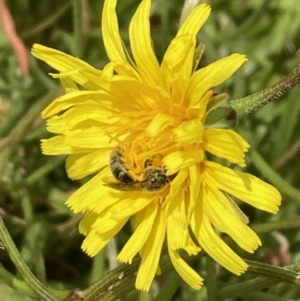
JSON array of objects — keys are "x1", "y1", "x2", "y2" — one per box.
[{"x1": 32, "y1": 0, "x2": 281, "y2": 291}]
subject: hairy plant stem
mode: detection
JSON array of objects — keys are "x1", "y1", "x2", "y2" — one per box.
[
  {"x1": 230, "y1": 64, "x2": 300, "y2": 116},
  {"x1": 0, "y1": 217, "x2": 58, "y2": 301}
]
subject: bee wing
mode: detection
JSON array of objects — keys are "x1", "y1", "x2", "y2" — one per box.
[{"x1": 103, "y1": 180, "x2": 145, "y2": 191}]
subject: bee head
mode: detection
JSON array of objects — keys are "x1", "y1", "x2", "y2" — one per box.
[{"x1": 143, "y1": 167, "x2": 169, "y2": 191}]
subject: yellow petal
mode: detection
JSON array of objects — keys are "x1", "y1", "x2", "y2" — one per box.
[
  {"x1": 32, "y1": 44, "x2": 103, "y2": 90},
  {"x1": 91, "y1": 208, "x2": 130, "y2": 235},
  {"x1": 160, "y1": 34, "x2": 194, "y2": 89},
  {"x1": 195, "y1": 215, "x2": 248, "y2": 275},
  {"x1": 50, "y1": 63, "x2": 113, "y2": 92},
  {"x1": 204, "y1": 161, "x2": 281, "y2": 213},
  {"x1": 135, "y1": 208, "x2": 166, "y2": 291},
  {"x1": 111, "y1": 61, "x2": 141, "y2": 79},
  {"x1": 166, "y1": 190, "x2": 188, "y2": 250},
  {"x1": 78, "y1": 210, "x2": 98, "y2": 236},
  {"x1": 66, "y1": 149, "x2": 110, "y2": 180},
  {"x1": 118, "y1": 203, "x2": 158, "y2": 264},
  {"x1": 45, "y1": 104, "x2": 118, "y2": 134},
  {"x1": 41, "y1": 136, "x2": 73, "y2": 155},
  {"x1": 185, "y1": 90, "x2": 213, "y2": 120},
  {"x1": 146, "y1": 113, "x2": 176, "y2": 137},
  {"x1": 203, "y1": 129, "x2": 249, "y2": 166},
  {"x1": 177, "y1": 4, "x2": 211, "y2": 38},
  {"x1": 41, "y1": 133, "x2": 110, "y2": 155},
  {"x1": 64, "y1": 129, "x2": 112, "y2": 149},
  {"x1": 102, "y1": 0, "x2": 127, "y2": 62},
  {"x1": 110, "y1": 77, "x2": 162, "y2": 110},
  {"x1": 204, "y1": 183, "x2": 261, "y2": 252},
  {"x1": 168, "y1": 248, "x2": 203, "y2": 289},
  {"x1": 66, "y1": 168, "x2": 122, "y2": 213},
  {"x1": 187, "y1": 54, "x2": 247, "y2": 106},
  {"x1": 111, "y1": 193, "x2": 153, "y2": 219},
  {"x1": 45, "y1": 117, "x2": 70, "y2": 135},
  {"x1": 184, "y1": 232, "x2": 201, "y2": 255},
  {"x1": 129, "y1": 0, "x2": 160, "y2": 84},
  {"x1": 187, "y1": 164, "x2": 201, "y2": 221},
  {"x1": 173, "y1": 119, "x2": 204, "y2": 145},
  {"x1": 57, "y1": 103, "x2": 115, "y2": 127},
  {"x1": 42, "y1": 90, "x2": 119, "y2": 119},
  {"x1": 164, "y1": 168, "x2": 189, "y2": 206},
  {"x1": 81, "y1": 229, "x2": 106, "y2": 256},
  {"x1": 60, "y1": 77, "x2": 79, "y2": 93},
  {"x1": 189, "y1": 185, "x2": 203, "y2": 232},
  {"x1": 82, "y1": 215, "x2": 127, "y2": 257},
  {"x1": 163, "y1": 149, "x2": 204, "y2": 175}
]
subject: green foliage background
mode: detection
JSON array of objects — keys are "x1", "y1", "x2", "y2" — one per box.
[{"x1": 1, "y1": 0, "x2": 300, "y2": 300}]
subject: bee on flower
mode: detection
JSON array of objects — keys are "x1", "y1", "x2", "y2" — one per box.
[
  {"x1": 32, "y1": 0, "x2": 281, "y2": 291},
  {"x1": 104, "y1": 146, "x2": 174, "y2": 192}
]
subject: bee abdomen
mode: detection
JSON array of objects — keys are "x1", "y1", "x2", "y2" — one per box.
[{"x1": 110, "y1": 148, "x2": 134, "y2": 183}]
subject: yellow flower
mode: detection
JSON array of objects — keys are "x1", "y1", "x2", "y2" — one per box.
[{"x1": 32, "y1": 0, "x2": 281, "y2": 292}]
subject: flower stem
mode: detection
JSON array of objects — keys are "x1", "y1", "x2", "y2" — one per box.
[
  {"x1": 229, "y1": 64, "x2": 300, "y2": 116},
  {"x1": 218, "y1": 263, "x2": 300, "y2": 299},
  {"x1": 83, "y1": 257, "x2": 141, "y2": 301},
  {"x1": 83, "y1": 246, "x2": 171, "y2": 300},
  {"x1": 246, "y1": 260, "x2": 300, "y2": 284},
  {"x1": 101, "y1": 278, "x2": 136, "y2": 301},
  {"x1": 0, "y1": 216, "x2": 58, "y2": 301},
  {"x1": 219, "y1": 277, "x2": 279, "y2": 300}
]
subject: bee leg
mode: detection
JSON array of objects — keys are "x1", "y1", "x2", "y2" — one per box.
[{"x1": 144, "y1": 158, "x2": 153, "y2": 168}]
